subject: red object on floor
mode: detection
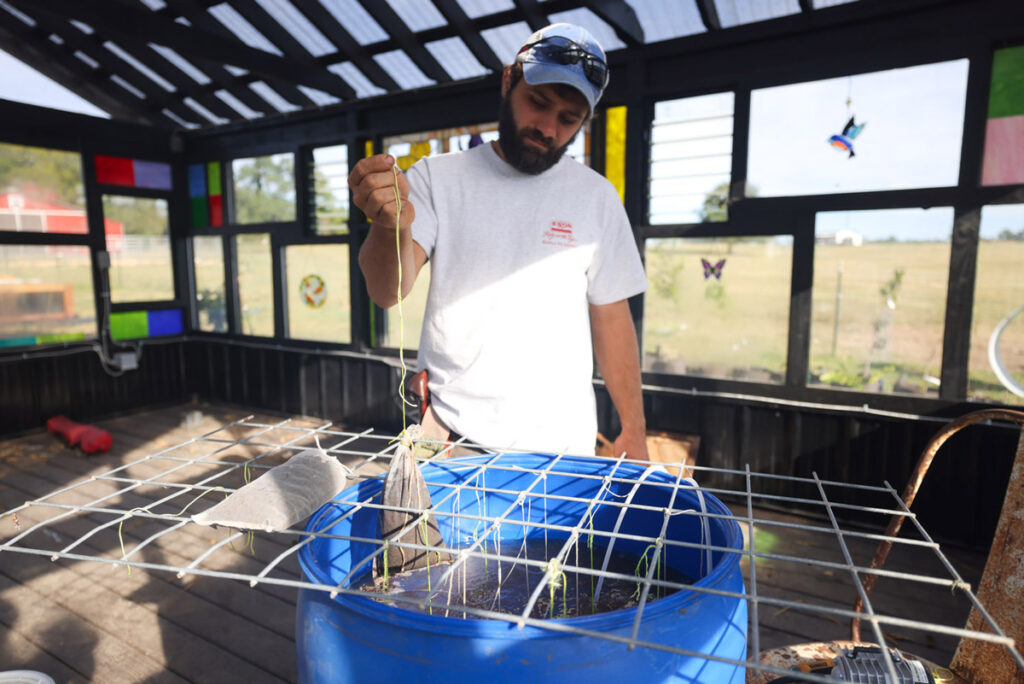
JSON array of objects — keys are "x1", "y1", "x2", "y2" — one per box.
[{"x1": 46, "y1": 415, "x2": 113, "y2": 454}]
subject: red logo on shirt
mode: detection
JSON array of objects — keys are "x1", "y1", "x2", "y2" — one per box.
[{"x1": 543, "y1": 220, "x2": 576, "y2": 246}]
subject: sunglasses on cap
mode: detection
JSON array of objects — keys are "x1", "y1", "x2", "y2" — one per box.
[{"x1": 517, "y1": 36, "x2": 609, "y2": 91}]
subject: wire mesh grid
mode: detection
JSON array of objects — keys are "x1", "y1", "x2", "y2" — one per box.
[{"x1": 1, "y1": 414, "x2": 1021, "y2": 683}]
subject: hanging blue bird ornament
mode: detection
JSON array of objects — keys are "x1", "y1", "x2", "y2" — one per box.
[{"x1": 829, "y1": 116, "x2": 865, "y2": 159}]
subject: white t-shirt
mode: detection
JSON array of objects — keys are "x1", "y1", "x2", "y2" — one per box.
[{"x1": 407, "y1": 143, "x2": 647, "y2": 455}]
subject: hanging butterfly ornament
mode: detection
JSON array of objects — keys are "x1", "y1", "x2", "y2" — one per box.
[
  {"x1": 701, "y1": 257, "x2": 727, "y2": 305},
  {"x1": 299, "y1": 274, "x2": 327, "y2": 308},
  {"x1": 828, "y1": 79, "x2": 866, "y2": 159},
  {"x1": 701, "y1": 258, "x2": 726, "y2": 280}
]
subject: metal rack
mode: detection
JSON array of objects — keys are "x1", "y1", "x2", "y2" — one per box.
[{"x1": 1, "y1": 415, "x2": 1021, "y2": 683}]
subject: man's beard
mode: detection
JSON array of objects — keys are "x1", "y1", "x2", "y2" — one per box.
[{"x1": 496, "y1": 95, "x2": 578, "y2": 175}]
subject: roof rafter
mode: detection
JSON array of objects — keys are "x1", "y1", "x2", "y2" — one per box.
[
  {"x1": 431, "y1": 0, "x2": 504, "y2": 73},
  {"x1": 581, "y1": 1, "x2": 644, "y2": 45},
  {"x1": 0, "y1": 15, "x2": 158, "y2": 125},
  {"x1": 226, "y1": 0, "x2": 356, "y2": 100},
  {"x1": 512, "y1": 0, "x2": 550, "y2": 33},
  {"x1": 696, "y1": 0, "x2": 723, "y2": 31},
  {"x1": 289, "y1": 0, "x2": 401, "y2": 92},
  {"x1": 6, "y1": 0, "x2": 350, "y2": 99},
  {"x1": 355, "y1": 0, "x2": 452, "y2": 84}
]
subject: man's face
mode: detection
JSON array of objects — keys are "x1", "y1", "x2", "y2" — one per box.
[{"x1": 497, "y1": 76, "x2": 588, "y2": 175}]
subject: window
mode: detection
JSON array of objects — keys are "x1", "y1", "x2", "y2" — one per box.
[
  {"x1": 981, "y1": 46, "x2": 1024, "y2": 186},
  {"x1": 0, "y1": 142, "x2": 87, "y2": 234},
  {"x1": 285, "y1": 244, "x2": 350, "y2": 344},
  {"x1": 0, "y1": 244, "x2": 95, "y2": 346},
  {"x1": 810, "y1": 208, "x2": 952, "y2": 395},
  {"x1": 232, "y1": 153, "x2": 296, "y2": 224},
  {"x1": 969, "y1": 204, "x2": 1024, "y2": 405},
  {"x1": 649, "y1": 92, "x2": 734, "y2": 225},
  {"x1": 235, "y1": 233, "x2": 274, "y2": 336},
  {"x1": 103, "y1": 195, "x2": 173, "y2": 303},
  {"x1": 643, "y1": 236, "x2": 792, "y2": 382},
  {"x1": 193, "y1": 236, "x2": 227, "y2": 333},
  {"x1": 310, "y1": 144, "x2": 350, "y2": 235},
  {"x1": 748, "y1": 60, "x2": 969, "y2": 196}
]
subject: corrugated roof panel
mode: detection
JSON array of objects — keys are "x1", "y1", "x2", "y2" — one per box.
[
  {"x1": 208, "y1": 3, "x2": 283, "y2": 56},
  {"x1": 184, "y1": 96, "x2": 228, "y2": 125},
  {"x1": 386, "y1": 0, "x2": 446, "y2": 32},
  {"x1": 0, "y1": 1, "x2": 36, "y2": 27},
  {"x1": 546, "y1": 8, "x2": 626, "y2": 51},
  {"x1": 813, "y1": 0, "x2": 859, "y2": 7},
  {"x1": 48, "y1": 34, "x2": 63, "y2": 45},
  {"x1": 714, "y1": 0, "x2": 801, "y2": 28},
  {"x1": 225, "y1": 65, "x2": 249, "y2": 76},
  {"x1": 374, "y1": 50, "x2": 436, "y2": 89},
  {"x1": 70, "y1": 20, "x2": 94, "y2": 34},
  {"x1": 104, "y1": 41, "x2": 176, "y2": 92},
  {"x1": 255, "y1": 0, "x2": 336, "y2": 57},
  {"x1": 149, "y1": 44, "x2": 211, "y2": 85},
  {"x1": 215, "y1": 89, "x2": 263, "y2": 119},
  {"x1": 456, "y1": 0, "x2": 514, "y2": 20},
  {"x1": 137, "y1": 0, "x2": 166, "y2": 10},
  {"x1": 249, "y1": 81, "x2": 300, "y2": 112},
  {"x1": 328, "y1": 62, "x2": 387, "y2": 98},
  {"x1": 297, "y1": 85, "x2": 341, "y2": 106},
  {"x1": 74, "y1": 51, "x2": 100, "y2": 69},
  {"x1": 110, "y1": 74, "x2": 147, "y2": 99},
  {"x1": 318, "y1": 0, "x2": 388, "y2": 46},
  {"x1": 480, "y1": 21, "x2": 533, "y2": 64},
  {"x1": 426, "y1": 37, "x2": 489, "y2": 80},
  {"x1": 625, "y1": 0, "x2": 706, "y2": 43}
]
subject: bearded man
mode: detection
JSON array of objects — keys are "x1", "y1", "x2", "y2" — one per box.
[{"x1": 350, "y1": 23, "x2": 648, "y2": 460}]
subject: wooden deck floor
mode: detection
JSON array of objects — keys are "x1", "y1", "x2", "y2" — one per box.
[{"x1": 0, "y1": 403, "x2": 989, "y2": 682}]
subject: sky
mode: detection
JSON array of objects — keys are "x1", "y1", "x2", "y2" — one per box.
[{"x1": 0, "y1": 48, "x2": 110, "y2": 118}]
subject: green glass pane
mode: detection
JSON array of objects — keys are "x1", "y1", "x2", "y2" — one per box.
[
  {"x1": 110, "y1": 311, "x2": 149, "y2": 340},
  {"x1": 989, "y1": 46, "x2": 1024, "y2": 119},
  {"x1": 207, "y1": 161, "x2": 222, "y2": 196},
  {"x1": 191, "y1": 196, "x2": 209, "y2": 228},
  {"x1": 36, "y1": 332, "x2": 87, "y2": 344}
]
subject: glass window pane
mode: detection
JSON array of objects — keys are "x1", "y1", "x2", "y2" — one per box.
[
  {"x1": 0, "y1": 244, "x2": 95, "y2": 345},
  {"x1": 969, "y1": 204, "x2": 1024, "y2": 405},
  {"x1": 649, "y1": 92, "x2": 734, "y2": 225},
  {"x1": 0, "y1": 142, "x2": 87, "y2": 234},
  {"x1": 103, "y1": 195, "x2": 173, "y2": 303},
  {"x1": 384, "y1": 124, "x2": 499, "y2": 170},
  {"x1": 810, "y1": 208, "x2": 952, "y2": 395},
  {"x1": 383, "y1": 263, "x2": 430, "y2": 349},
  {"x1": 232, "y1": 153, "x2": 296, "y2": 224},
  {"x1": 642, "y1": 236, "x2": 792, "y2": 382},
  {"x1": 749, "y1": 60, "x2": 969, "y2": 196},
  {"x1": 286, "y1": 244, "x2": 350, "y2": 344},
  {"x1": 310, "y1": 144, "x2": 350, "y2": 235},
  {"x1": 236, "y1": 233, "x2": 274, "y2": 336},
  {"x1": 193, "y1": 236, "x2": 227, "y2": 333},
  {"x1": 981, "y1": 46, "x2": 1024, "y2": 186}
]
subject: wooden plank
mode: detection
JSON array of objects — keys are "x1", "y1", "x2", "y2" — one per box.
[{"x1": 0, "y1": 619, "x2": 86, "y2": 683}]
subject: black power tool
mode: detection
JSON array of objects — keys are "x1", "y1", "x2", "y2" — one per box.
[{"x1": 769, "y1": 646, "x2": 936, "y2": 683}]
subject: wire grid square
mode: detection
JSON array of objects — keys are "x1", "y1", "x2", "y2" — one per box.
[{"x1": 1, "y1": 415, "x2": 1021, "y2": 683}]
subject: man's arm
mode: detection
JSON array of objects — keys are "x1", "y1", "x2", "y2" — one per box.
[
  {"x1": 590, "y1": 299, "x2": 648, "y2": 461},
  {"x1": 350, "y1": 154, "x2": 428, "y2": 308}
]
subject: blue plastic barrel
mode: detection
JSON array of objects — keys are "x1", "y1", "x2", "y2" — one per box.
[{"x1": 297, "y1": 454, "x2": 747, "y2": 683}]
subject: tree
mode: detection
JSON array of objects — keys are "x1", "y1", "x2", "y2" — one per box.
[
  {"x1": 233, "y1": 155, "x2": 296, "y2": 224},
  {"x1": 0, "y1": 142, "x2": 84, "y2": 208}
]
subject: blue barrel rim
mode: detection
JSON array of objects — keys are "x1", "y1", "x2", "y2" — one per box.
[{"x1": 299, "y1": 453, "x2": 744, "y2": 637}]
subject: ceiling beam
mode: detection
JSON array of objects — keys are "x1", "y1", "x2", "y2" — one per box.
[
  {"x1": 695, "y1": 0, "x2": 722, "y2": 32},
  {"x1": 289, "y1": 0, "x2": 401, "y2": 92},
  {"x1": 581, "y1": 1, "x2": 644, "y2": 45},
  {"x1": 7, "y1": 0, "x2": 352, "y2": 99},
  {"x1": 512, "y1": 0, "x2": 550, "y2": 33},
  {"x1": 355, "y1": 0, "x2": 452, "y2": 84},
  {"x1": 431, "y1": 0, "x2": 504, "y2": 73},
  {"x1": 0, "y1": 22, "x2": 156, "y2": 125}
]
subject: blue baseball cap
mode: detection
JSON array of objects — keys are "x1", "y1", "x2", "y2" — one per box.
[{"x1": 515, "y1": 23, "x2": 609, "y2": 113}]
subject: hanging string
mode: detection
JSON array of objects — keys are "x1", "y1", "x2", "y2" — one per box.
[{"x1": 392, "y1": 165, "x2": 414, "y2": 433}]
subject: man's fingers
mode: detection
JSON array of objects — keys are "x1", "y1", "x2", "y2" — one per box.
[{"x1": 348, "y1": 154, "x2": 396, "y2": 190}]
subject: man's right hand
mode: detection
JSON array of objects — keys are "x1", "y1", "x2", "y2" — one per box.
[{"x1": 348, "y1": 154, "x2": 415, "y2": 231}]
